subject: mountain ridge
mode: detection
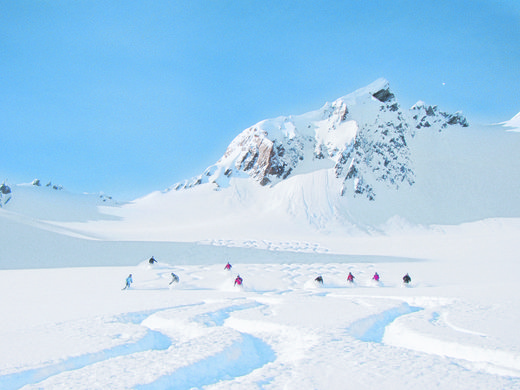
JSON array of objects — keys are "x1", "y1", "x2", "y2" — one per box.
[{"x1": 171, "y1": 78, "x2": 469, "y2": 202}]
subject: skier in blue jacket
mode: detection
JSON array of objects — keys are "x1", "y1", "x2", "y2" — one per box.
[{"x1": 123, "y1": 274, "x2": 133, "y2": 290}]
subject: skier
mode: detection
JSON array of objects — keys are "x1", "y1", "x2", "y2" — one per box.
[
  {"x1": 372, "y1": 272, "x2": 380, "y2": 282},
  {"x1": 314, "y1": 275, "x2": 324, "y2": 285},
  {"x1": 347, "y1": 272, "x2": 355, "y2": 283},
  {"x1": 149, "y1": 256, "x2": 157, "y2": 265},
  {"x1": 122, "y1": 274, "x2": 133, "y2": 290},
  {"x1": 224, "y1": 262, "x2": 232, "y2": 271},
  {"x1": 169, "y1": 272, "x2": 179, "y2": 285},
  {"x1": 403, "y1": 273, "x2": 411, "y2": 284},
  {"x1": 234, "y1": 274, "x2": 243, "y2": 287}
]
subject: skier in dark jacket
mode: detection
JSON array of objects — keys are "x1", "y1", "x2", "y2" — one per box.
[
  {"x1": 149, "y1": 256, "x2": 157, "y2": 265},
  {"x1": 315, "y1": 275, "x2": 324, "y2": 284},
  {"x1": 169, "y1": 272, "x2": 179, "y2": 285},
  {"x1": 403, "y1": 273, "x2": 411, "y2": 284}
]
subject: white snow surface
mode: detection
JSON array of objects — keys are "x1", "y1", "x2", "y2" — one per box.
[
  {"x1": 1, "y1": 244, "x2": 520, "y2": 389},
  {"x1": 1, "y1": 186, "x2": 520, "y2": 389},
  {"x1": 1, "y1": 82, "x2": 520, "y2": 388}
]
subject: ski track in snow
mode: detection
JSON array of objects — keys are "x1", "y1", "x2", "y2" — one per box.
[
  {"x1": 1, "y1": 300, "x2": 275, "y2": 390},
  {"x1": 0, "y1": 327, "x2": 171, "y2": 390},
  {"x1": 383, "y1": 307, "x2": 520, "y2": 378},
  {"x1": 348, "y1": 302, "x2": 423, "y2": 343},
  {"x1": 1, "y1": 261, "x2": 520, "y2": 389}
]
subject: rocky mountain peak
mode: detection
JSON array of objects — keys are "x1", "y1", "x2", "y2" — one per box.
[{"x1": 171, "y1": 80, "x2": 468, "y2": 201}]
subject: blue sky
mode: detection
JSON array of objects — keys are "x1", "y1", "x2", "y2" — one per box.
[{"x1": 1, "y1": 0, "x2": 519, "y2": 200}]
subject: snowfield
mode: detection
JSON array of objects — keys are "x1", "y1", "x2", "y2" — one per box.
[{"x1": 1, "y1": 222, "x2": 520, "y2": 390}]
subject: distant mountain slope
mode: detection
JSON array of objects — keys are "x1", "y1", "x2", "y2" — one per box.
[
  {"x1": 0, "y1": 181, "x2": 120, "y2": 222},
  {"x1": 156, "y1": 79, "x2": 518, "y2": 231},
  {"x1": 2, "y1": 80, "x2": 519, "y2": 246}
]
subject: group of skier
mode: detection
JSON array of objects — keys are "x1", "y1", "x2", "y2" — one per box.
[
  {"x1": 314, "y1": 271, "x2": 411, "y2": 285},
  {"x1": 122, "y1": 257, "x2": 179, "y2": 290},
  {"x1": 123, "y1": 258, "x2": 412, "y2": 290}
]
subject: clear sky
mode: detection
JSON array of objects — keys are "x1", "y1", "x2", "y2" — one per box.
[{"x1": 1, "y1": 0, "x2": 519, "y2": 200}]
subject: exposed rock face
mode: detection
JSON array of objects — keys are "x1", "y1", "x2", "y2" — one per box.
[
  {"x1": 411, "y1": 102, "x2": 469, "y2": 130},
  {"x1": 372, "y1": 87, "x2": 395, "y2": 103},
  {"x1": 226, "y1": 129, "x2": 287, "y2": 186},
  {"x1": 222, "y1": 126, "x2": 304, "y2": 186},
  {"x1": 334, "y1": 87, "x2": 415, "y2": 200},
  {"x1": 172, "y1": 79, "x2": 468, "y2": 200}
]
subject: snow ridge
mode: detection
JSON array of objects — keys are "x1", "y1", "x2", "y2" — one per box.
[{"x1": 501, "y1": 112, "x2": 520, "y2": 132}]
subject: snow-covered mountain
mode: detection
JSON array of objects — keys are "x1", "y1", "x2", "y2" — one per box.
[
  {"x1": 173, "y1": 78, "x2": 468, "y2": 202},
  {"x1": 107, "y1": 78, "x2": 517, "y2": 240},
  {"x1": 1, "y1": 79, "x2": 519, "y2": 247}
]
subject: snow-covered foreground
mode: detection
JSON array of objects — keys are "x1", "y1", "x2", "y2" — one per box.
[{"x1": 1, "y1": 242, "x2": 520, "y2": 390}]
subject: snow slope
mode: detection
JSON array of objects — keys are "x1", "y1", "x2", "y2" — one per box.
[{"x1": 502, "y1": 111, "x2": 520, "y2": 132}]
